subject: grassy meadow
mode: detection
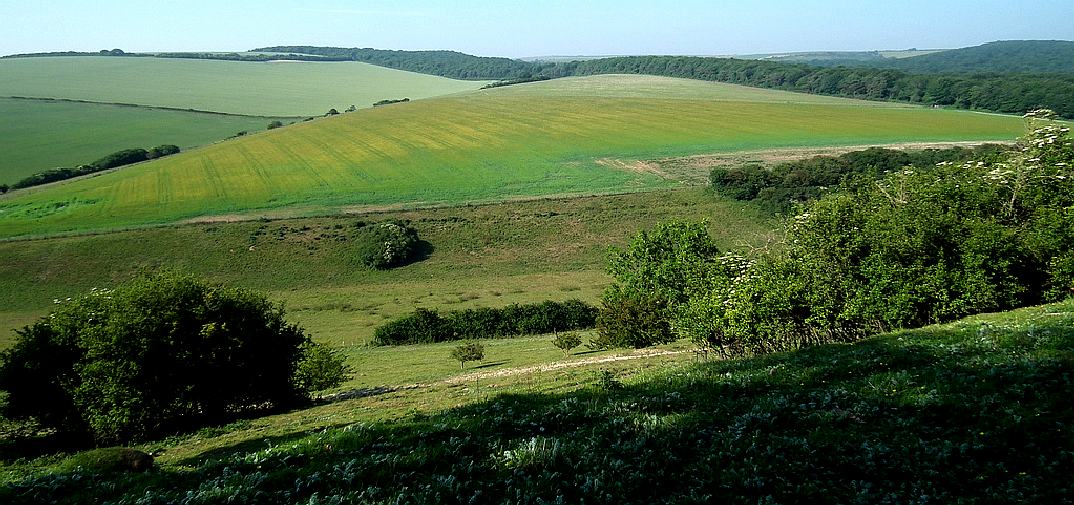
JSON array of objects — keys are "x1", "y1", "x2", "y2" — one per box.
[
  {"x1": 0, "y1": 75, "x2": 1025, "y2": 238},
  {"x1": 0, "y1": 189, "x2": 776, "y2": 353},
  {"x1": 0, "y1": 98, "x2": 285, "y2": 182},
  {"x1": 0, "y1": 57, "x2": 489, "y2": 116}
]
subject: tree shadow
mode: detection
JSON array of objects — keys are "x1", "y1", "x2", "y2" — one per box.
[{"x1": 469, "y1": 360, "x2": 509, "y2": 370}]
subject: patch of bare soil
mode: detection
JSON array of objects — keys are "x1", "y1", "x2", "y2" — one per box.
[{"x1": 601, "y1": 140, "x2": 1015, "y2": 185}]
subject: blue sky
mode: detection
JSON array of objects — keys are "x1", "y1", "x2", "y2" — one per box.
[{"x1": 2, "y1": 0, "x2": 1072, "y2": 57}]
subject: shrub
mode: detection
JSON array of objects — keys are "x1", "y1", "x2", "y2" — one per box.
[
  {"x1": 450, "y1": 342, "x2": 484, "y2": 369},
  {"x1": 267, "y1": 120, "x2": 284, "y2": 130},
  {"x1": 89, "y1": 148, "x2": 150, "y2": 169},
  {"x1": 0, "y1": 183, "x2": 8, "y2": 194},
  {"x1": 146, "y1": 144, "x2": 180, "y2": 159},
  {"x1": 293, "y1": 341, "x2": 352, "y2": 392},
  {"x1": 552, "y1": 332, "x2": 582, "y2": 357},
  {"x1": 354, "y1": 221, "x2": 422, "y2": 269},
  {"x1": 593, "y1": 288, "x2": 675, "y2": 349},
  {"x1": 0, "y1": 272, "x2": 318, "y2": 444}
]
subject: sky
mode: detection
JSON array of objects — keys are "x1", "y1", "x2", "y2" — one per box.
[{"x1": 1, "y1": 0, "x2": 1073, "y2": 58}]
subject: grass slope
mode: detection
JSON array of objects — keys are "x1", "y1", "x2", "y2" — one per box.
[
  {"x1": 3, "y1": 301, "x2": 1070, "y2": 503},
  {"x1": 0, "y1": 75, "x2": 1024, "y2": 238},
  {"x1": 0, "y1": 57, "x2": 488, "y2": 116},
  {"x1": 0, "y1": 189, "x2": 776, "y2": 351},
  {"x1": 0, "y1": 98, "x2": 282, "y2": 182}
]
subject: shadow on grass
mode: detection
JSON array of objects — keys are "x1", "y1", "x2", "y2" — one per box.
[
  {"x1": 4, "y1": 305, "x2": 1073, "y2": 504},
  {"x1": 468, "y1": 360, "x2": 509, "y2": 370}
]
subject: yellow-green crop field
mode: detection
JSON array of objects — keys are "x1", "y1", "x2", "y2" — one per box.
[
  {"x1": 0, "y1": 97, "x2": 286, "y2": 182},
  {"x1": 0, "y1": 75, "x2": 1024, "y2": 238}
]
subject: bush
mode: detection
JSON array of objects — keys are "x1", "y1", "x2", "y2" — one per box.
[
  {"x1": 552, "y1": 332, "x2": 582, "y2": 357},
  {"x1": 593, "y1": 288, "x2": 675, "y2": 349},
  {"x1": 293, "y1": 341, "x2": 352, "y2": 393},
  {"x1": 371, "y1": 300, "x2": 598, "y2": 346},
  {"x1": 90, "y1": 148, "x2": 150, "y2": 169},
  {"x1": 146, "y1": 144, "x2": 180, "y2": 159},
  {"x1": 267, "y1": 120, "x2": 284, "y2": 130},
  {"x1": 0, "y1": 183, "x2": 8, "y2": 194},
  {"x1": 450, "y1": 342, "x2": 484, "y2": 369},
  {"x1": 354, "y1": 221, "x2": 422, "y2": 269},
  {"x1": 0, "y1": 272, "x2": 318, "y2": 444}
]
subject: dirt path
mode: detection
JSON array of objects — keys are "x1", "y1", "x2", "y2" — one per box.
[
  {"x1": 315, "y1": 348, "x2": 689, "y2": 403},
  {"x1": 443, "y1": 348, "x2": 687, "y2": 384}
]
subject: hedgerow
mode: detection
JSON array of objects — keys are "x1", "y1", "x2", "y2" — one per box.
[{"x1": 371, "y1": 300, "x2": 598, "y2": 345}]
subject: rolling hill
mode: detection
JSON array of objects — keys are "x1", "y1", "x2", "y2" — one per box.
[
  {"x1": 883, "y1": 40, "x2": 1074, "y2": 74},
  {"x1": 0, "y1": 75, "x2": 1025, "y2": 238},
  {"x1": 0, "y1": 57, "x2": 490, "y2": 116}
]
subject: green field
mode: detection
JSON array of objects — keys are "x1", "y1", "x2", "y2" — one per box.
[
  {"x1": 0, "y1": 57, "x2": 489, "y2": 116},
  {"x1": 0, "y1": 98, "x2": 284, "y2": 182},
  {"x1": 0, "y1": 75, "x2": 1024, "y2": 238}
]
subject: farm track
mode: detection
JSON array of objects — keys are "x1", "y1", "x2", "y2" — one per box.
[{"x1": 316, "y1": 348, "x2": 689, "y2": 403}]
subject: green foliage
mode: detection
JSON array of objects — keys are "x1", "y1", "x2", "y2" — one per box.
[
  {"x1": 710, "y1": 145, "x2": 1011, "y2": 213},
  {"x1": 89, "y1": 148, "x2": 149, "y2": 169},
  {"x1": 266, "y1": 120, "x2": 283, "y2": 130},
  {"x1": 593, "y1": 288, "x2": 675, "y2": 349},
  {"x1": 0, "y1": 272, "x2": 312, "y2": 444},
  {"x1": 372, "y1": 300, "x2": 598, "y2": 346},
  {"x1": 596, "y1": 220, "x2": 721, "y2": 348},
  {"x1": 293, "y1": 341, "x2": 352, "y2": 393},
  {"x1": 449, "y1": 341, "x2": 484, "y2": 369},
  {"x1": 353, "y1": 221, "x2": 422, "y2": 270},
  {"x1": 678, "y1": 111, "x2": 1074, "y2": 357},
  {"x1": 551, "y1": 332, "x2": 582, "y2": 357},
  {"x1": 871, "y1": 40, "x2": 1074, "y2": 74},
  {"x1": 146, "y1": 144, "x2": 180, "y2": 159}
]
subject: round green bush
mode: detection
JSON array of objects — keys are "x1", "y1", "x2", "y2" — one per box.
[
  {"x1": 0, "y1": 272, "x2": 347, "y2": 444},
  {"x1": 354, "y1": 221, "x2": 422, "y2": 269}
]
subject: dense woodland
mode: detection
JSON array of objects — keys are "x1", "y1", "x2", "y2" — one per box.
[{"x1": 806, "y1": 40, "x2": 1074, "y2": 74}]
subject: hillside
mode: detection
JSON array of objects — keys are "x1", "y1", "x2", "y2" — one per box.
[
  {"x1": 3, "y1": 300, "x2": 1070, "y2": 503},
  {"x1": 0, "y1": 75, "x2": 1024, "y2": 238},
  {"x1": 885, "y1": 40, "x2": 1074, "y2": 74},
  {"x1": 0, "y1": 98, "x2": 281, "y2": 182},
  {"x1": 0, "y1": 57, "x2": 489, "y2": 116},
  {"x1": 0, "y1": 188, "x2": 774, "y2": 348}
]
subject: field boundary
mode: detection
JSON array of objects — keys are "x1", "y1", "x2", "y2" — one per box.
[{"x1": 4, "y1": 95, "x2": 301, "y2": 119}]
